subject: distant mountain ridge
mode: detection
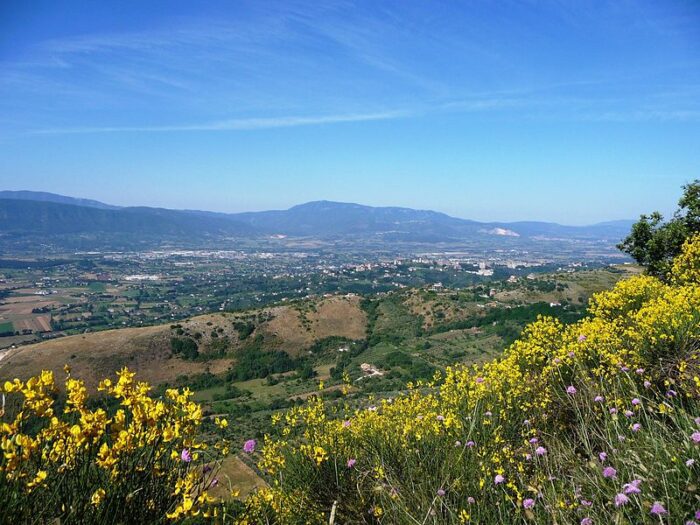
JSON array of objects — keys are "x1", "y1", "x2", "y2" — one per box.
[
  {"x1": 0, "y1": 190, "x2": 120, "y2": 210},
  {"x1": 0, "y1": 191, "x2": 634, "y2": 244}
]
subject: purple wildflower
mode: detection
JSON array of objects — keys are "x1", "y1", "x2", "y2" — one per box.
[
  {"x1": 475, "y1": 377, "x2": 484, "y2": 384},
  {"x1": 436, "y1": 415, "x2": 444, "y2": 421},
  {"x1": 692, "y1": 432, "x2": 700, "y2": 444},
  {"x1": 578, "y1": 335, "x2": 587, "y2": 342},
  {"x1": 343, "y1": 420, "x2": 351, "y2": 428},
  {"x1": 594, "y1": 395, "x2": 604, "y2": 402},
  {"x1": 580, "y1": 518, "x2": 593, "y2": 525},
  {"x1": 632, "y1": 398, "x2": 641, "y2": 406},
  {"x1": 437, "y1": 488, "x2": 445, "y2": 497},
  {"x1": 695, "y1": 417, "x2": 700, "y2": 426},
  {"x1": 347, "y1": 458, "x2": 356, "y2": 468},
  {"x1": 614, "y1": 493, "x2": 629, "y2": 507},
  {"x1": 580, "y1": 499, "x2": 592, "y2": 507},
  {"x1": 599, "y1": 452, "x2": 607, "y2": 462},
  {"x1": 529, "y1": 437, "x2": 539, "y2": 444},
  {"x1": 536, "y1": 446, "x2": 547, "y2": 456},
  {"x1": 687, "y1": 459, "x2": 695, "y2": 467},
  {"x1": 243, "y1": 439, "x2": 256, "y2": 454},
  {"x1": 650, "y1": 502, "x2": 667, "y2": 516},
  {"x1": 622, "y1": 479, "x2": 641, "y2": 494},
  {"x1": 635, "y1": 368, "x2": 645, "y2": 375},
  {"x1": 523, "y1": 498, "x2": 535, "y2": 509},
  {"x1": 632, "y1": 423, "x2": 641, "y2": 432},
  {"x1": 467, "y1": 497, "x2": 475, "y2": 504},
  {"x1": 624, "y1": 410, "x2": 634, "y2": 418},
  {"x1": 567, "y1": 385, "x2": 577, "y2": 395},
  {"x1": 621, "y1": 366, "x2": 630, "y2": 372},
  {"x1": 609, "y1": 407, "x2": 618, "y2": 414},
  {"x1": 603, "y1": 466, "x2": 617, "y2": 479},
  {"x1": 494, "y1": 474, "x2": 505, "y2": 484},
  {"x1": 644, "y1": 380, "x2": 652, "y2": 388},
  {"x1": 181, "y1": 448, "x2": 192, "y2": 463},
  {"x1": 466, "y1": 440, "x2": 475, "y2": 448}
]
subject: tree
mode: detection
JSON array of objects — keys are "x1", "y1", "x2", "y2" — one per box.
[{"x1": 618, "y1": 180, "x2": 700, "y2": 278}]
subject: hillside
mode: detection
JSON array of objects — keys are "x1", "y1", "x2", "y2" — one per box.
[
  {"x1": 236, "y1": 235, "x2": 700, "y2": 524},
  {"x1": 0, "y1": 295, "x2": 365, "y2": 389}
]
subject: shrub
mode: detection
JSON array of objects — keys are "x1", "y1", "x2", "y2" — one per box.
[{"x1": 0, "y1": 368, "x2": 231, "y2": 523}]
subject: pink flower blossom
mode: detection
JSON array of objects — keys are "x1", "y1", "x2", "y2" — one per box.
[
  {"x1": 243, "y1": 439, "x2": 256, "y2": 454},
  {"x1": 598, "y1": 452, "x2": 607, "y2": 462},
  {"x1": 535, "y1": 446, "x2": 547, "y2": 456},
  {"x1": 578, "y1": 335, "x2": 587, "y2": 342},
  {"x1": 644, "y1": 380, "x2": 652, "y2": 388},
  {"x1": 632, "y1": 423, "x2": 641, "y2": 432},
  {"x1": 437, "y1": 488, "x2": 445, "y2": 497},
  {"x1": 566, "y1": 385, "x2": 577, "y2": 395},
  {"x1": 580, "y1": 518, "x2": 593, "y2": 525},
  {"x1": 650, "y1": 502, "x2": 667, "y2": 515},
  {"x1": 692, "y1": 432, "x2": 700, "y2": 444},
  {"x1": 631, "y1": 398, "x2": 641, "y2": 406},
  {"x1": 594, "y1": 395, "x2": 604, "y2": 402},
  {"x1": 347, "y1": 458, "x2": 356, "y2": 468},
  {"x1": 181, "y1": 448, "x2": 192, "y2": 463},
  {"x1": 494, "y1": 474, "x2": 505, "y2": 484},
  {"x1": 523, "y1": 498, "x2": 535, "y2": 509},
  {"x1": 467, "y1": 497, "x2": 475, "y2": 504},
  {"x1": 687, "y1": 459, "x2": 695, "y2": 467}
]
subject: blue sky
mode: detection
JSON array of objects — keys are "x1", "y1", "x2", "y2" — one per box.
[{"x1": 1, "y1": 0, "x2": 699, "y2": 224}]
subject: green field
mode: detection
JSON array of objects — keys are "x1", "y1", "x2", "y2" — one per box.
[{"x1": 0, "y1": 321, "x2": 14, "y2": 334}]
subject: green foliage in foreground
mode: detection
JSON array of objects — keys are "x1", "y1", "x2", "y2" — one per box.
[{"x1": 619, "y1": 179, "x2": 700, "y2": 278}]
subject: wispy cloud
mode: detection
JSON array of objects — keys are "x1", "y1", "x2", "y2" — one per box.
[{"x1": 30, "y1": 110, "x2": 411, "y2": 135}]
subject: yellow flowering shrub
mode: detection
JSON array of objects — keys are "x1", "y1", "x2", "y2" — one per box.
[{"x1": 0, "y1": 367, "x2": 229, "y2": 524}]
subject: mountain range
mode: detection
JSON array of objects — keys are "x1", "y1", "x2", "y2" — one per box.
[{"x1": 0, "y1": 190, "x2": 634, "y2": 246}]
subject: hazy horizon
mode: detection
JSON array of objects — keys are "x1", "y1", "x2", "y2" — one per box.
[{"x1": 1, "y1": 1, "x2": 699, "y2": 224}]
